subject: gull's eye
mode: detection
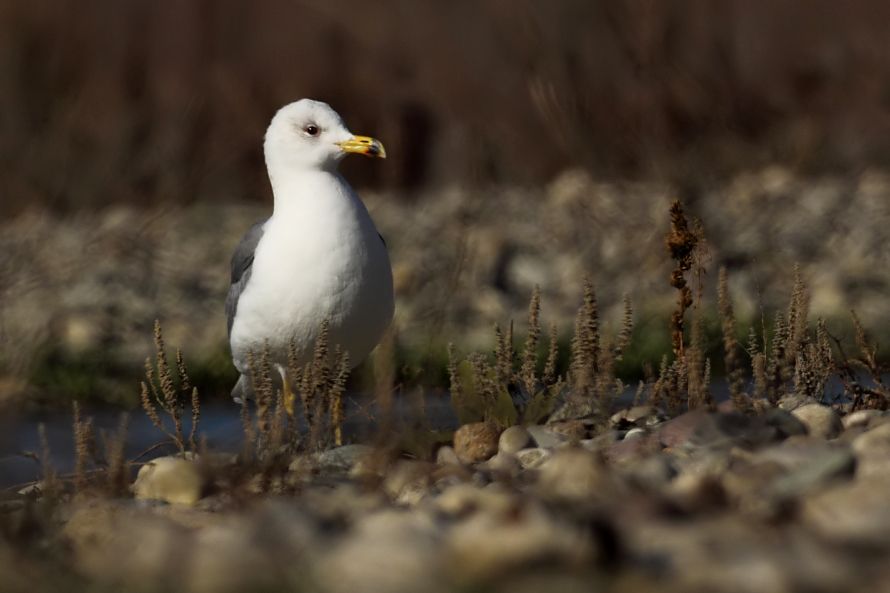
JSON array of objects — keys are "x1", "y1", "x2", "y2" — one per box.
[{"x1": 304, "y1": 124, "x2": 320, "y2": 137}]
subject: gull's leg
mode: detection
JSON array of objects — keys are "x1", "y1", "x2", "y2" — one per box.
[{"x1": 275, "y1": 363, "x2": 296, "y2": 418}]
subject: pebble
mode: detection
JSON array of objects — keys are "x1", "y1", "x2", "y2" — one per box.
[
  {"x1": 526, "y1": 425, "x2": 568, "y2": 449},
  {"x1": 546, "y1": 419, "x2": 589, "y2": 440},
  {"x1": 383, "y1": 461, "x2": 434, "y2": 506},
  {"x1": 436, "y1": 445, "x2": 462, "y2": 466},
  {"x1": 624, "y1": 428, "x2": 647, "y2": 441},
  {"x1": 610, "y1": 405, "x2": 658, "y2": 427},
  {"x1": 762, "y1": 408, "x2": 808, "y2": 439},
  {"x1": 623, "y1": 454, "x2": 678, "y2": 489},
  {"x1": 434, "y1": 483, "x2": 518, "y2": 517},
  {"x1": 852, "y1": 421, "x2": 890, "y2": 455},
  {"x1": 537, "y1": 448, "x2": 612, "y2": 502},
  {"x1": 305, "y1": 444, "x2": 374, "y2": 474},
  {"x1": 499, "y1": 425, "x2": 532, "y2": 454},
  {"x1": 453, "y1": 422, "x2": 500, "y2": 464},
  {"x1": 133, "y1": 456, "x2": 205, "y2": 506},
  {"x1": 315, "y1": 510, "x2": 447, "y2": 593},
  {"x1": 843, "y1": 409, "x2": 884, "y2": 430},
  {"x1": 515, "y1": 447, "x2": 551, "y2": 470},
  {"x1": 791, "y1": 404, "x2": 843, "y2": 439},
  {"x1": 479, "y1": 451, "x2": 521, "y2": 475},
  {"x1": 445, "y1": 504, "x2": 591, "y2": 581},
  {"x1": 802, "y1": 478, "x2": 890, "y2": 546}
]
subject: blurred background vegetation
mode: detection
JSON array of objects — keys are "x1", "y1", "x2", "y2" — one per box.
[
  {"x1": 4, "y1": 0, "x2": 890, "y2": 213},
  {"x1": 2, "y1": 0, "x2": 889, "y2": 406}
]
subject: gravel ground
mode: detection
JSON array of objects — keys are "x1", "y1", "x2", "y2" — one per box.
[{"x1": 6, "y1": 400, "x2": 890, "y2": 593}]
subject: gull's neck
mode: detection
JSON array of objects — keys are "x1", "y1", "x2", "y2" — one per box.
[{"x1": 267, "y1": 165, "x2": 347, "y2": 216}]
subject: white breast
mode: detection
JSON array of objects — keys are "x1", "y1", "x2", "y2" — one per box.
[{"x1": 229, "y1": 172, "x2": 394, "y2": 373}]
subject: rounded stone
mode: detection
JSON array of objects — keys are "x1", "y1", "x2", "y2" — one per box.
[
  {"x1": 526, "y1": 425, "x2": 568, "y2": 449},
  {"x1": 499, "y1": 425, "x2": 532, "y2": 454},
  {"x1": 843, "y1": 409, "x2": 884, "y2": 430},
  {"x1": 133, "y1": 456, "x2": 205, "y2": 506},
  {"x1": 624, "y1": 428, "x2": 647, "y2": 441},
  {"x1": 791, "y1": 404, "x2": 843, "y2": 440},
  {"x1": 480, "y1": 451, "x2": 521, "y2": 476},
  {"x1": 853, "y1": 421, "x2": 890, "y2": 452},
  {"x1": 453, "y1": 422, "x2": 500, "y2": 464},
  {"x1": 436, "y1": 445, "x2": 462, "y2": 466},
  {"x1": 515, "y1": 447, "x2": 551, "y2": 470},
  {"x1": 537, "y1": 448, "x2": 610, "y2": 502}
]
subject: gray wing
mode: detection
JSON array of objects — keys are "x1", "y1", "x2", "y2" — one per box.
[{"x1": 226, "y1": 219, "x2": 268, "y2": 338}]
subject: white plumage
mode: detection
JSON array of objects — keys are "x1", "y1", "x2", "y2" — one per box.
[{"x1": 226, "y1": 99, "x2": 393, "y2": 402}]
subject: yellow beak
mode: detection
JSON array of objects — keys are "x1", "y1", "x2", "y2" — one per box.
[{"x1": 337, "y1": 135, "x2": 386, "y2": 159}]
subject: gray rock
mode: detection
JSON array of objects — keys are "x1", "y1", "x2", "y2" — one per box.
[
  {"x1": 803, "y1": 478, "x2": 890, "y2": 545},
  {"x1": 778, "y1": 393, "x2": 818, "y2": 411},
  {"x1": 515, "y1": 447, "x2": 551, "y2": 470},
  {"x1": 659, "y1": 411, "x2": 777, "y2": 450},
  {"x1": 765, "y1": 443, "x2": 856, "y2": 499},
  {"x1": 445, "y1": 503, "x2": 592, "y2": 581},
  {"x1": 851, "y1": 422, "x2": 890, "y2": 479},
  {"x1": 843, "y1": 409, "x2": 884, "y2": 430},
  {"x1": 383, "y1": 461, "x2": 434, "y2": 506},
  {"x1": 433, "y1": 483, "x2": 518, "y2": 517},
  {"x1": 579, "y1": 430, "x2": 621, "y2": 452},
  {"x1": 852, "y1": 421, "x2": 890, "y2": 455},
  {"x1": 657, "y1": 410, "x2": 710, "y2": 448},
  {"x1": 526, "y1": 425, "x2": 568, "y2": 449},
  {"x1": 610, "y1": 405, "x2": 658, "y2": 427},
  {"x1": 499, "y1": 425, "x2": 532, "y2": 454},
  {"x1": 623, "y1": 454, "x2": 678, "y2": 489},
  {"x1": 315, "y1": 510, "x2": 447, "y2": 593},
  {"x1": 624, "y1": 428, "x2": 648, "y2": 441},
  {"x1": 537, "y1": 448, "x2": 612, "y2": 502},
  {"x1": 791, "y1": 404, "x2": 843, "y2": 439},
  {"x1": 479, "y1": 451, "x2": 521, "y2": 475},
  {"x1": 763, "y1": 408, "x2": 808, "y2": 439},
  {"x1": 302, "y1": 444, "x2": 374, "y2": 475},
  {"x1": 436, "y1": 445, "x2": 462, "y2": 466}
]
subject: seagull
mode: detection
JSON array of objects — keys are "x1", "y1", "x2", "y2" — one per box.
[{"x1": 226, "y1": 99, "x2": 394, "y2": 403}]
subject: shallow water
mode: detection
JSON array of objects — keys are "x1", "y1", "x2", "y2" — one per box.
[
  {"x1": 2, "y1": 373, "x2": 884, "y2": 489},
  {"x1": 0, "y1": 394, "x2": 458, "y2": 489}
]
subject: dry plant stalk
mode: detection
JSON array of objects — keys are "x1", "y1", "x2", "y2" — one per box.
[
  {"x1": 542, "y1": 323, "x2": 559, "y2": 386},
  {"x1": 718, "y1": 267, "x2": 748, "y2": 411},
  {"x1": 787, "y1": 265, "x2": 810, "y2": 363},
  {"x1": 793, "y1": 319, "x2": 833, "y2": 401},
  {"x1": 614, "y1": 295, "x2": 634, "y2": 360},
  {"x1": 330, "y1": 349, "x2": 350, "y2": 447},
  {"x1": 520, "y1": 286, "x2": 542, "y2": 393},
  {"x1": 73, "y1": 401, "x2": 94, "y2": 494},
  {"x1": 278, "y1": 320, "x2": 354, "y2": 451},
  {"x1": 831, "y1": 311, "x2": 889, "y2": 410},
  {"x1": 247, "y1": 344, "x2": 275, "y2": 448},
  {"x1": 570, "y1": 279, "x2": 599, "y2": 399},
  {"x1": 494, "y1": 323, "x2": 512, "y2": 387},
  {"x1": 140, "y1": 320, "x2": 199, "y2": 452},
  {"x1": 449, "y1": 288, "x2": 563, "y2": 426},
  {"x1": 240, "y1": 394, "x2": 257, "y2": 460},
  {"x1": 37, "y1": 423, "x2": 58, "y2": 499},
  {"x1": 103, "y1": 413, "x2": 130, "y2": 496},
  {"x1": 666, "y1": 200, "x2": 698, "y2": 358}
]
